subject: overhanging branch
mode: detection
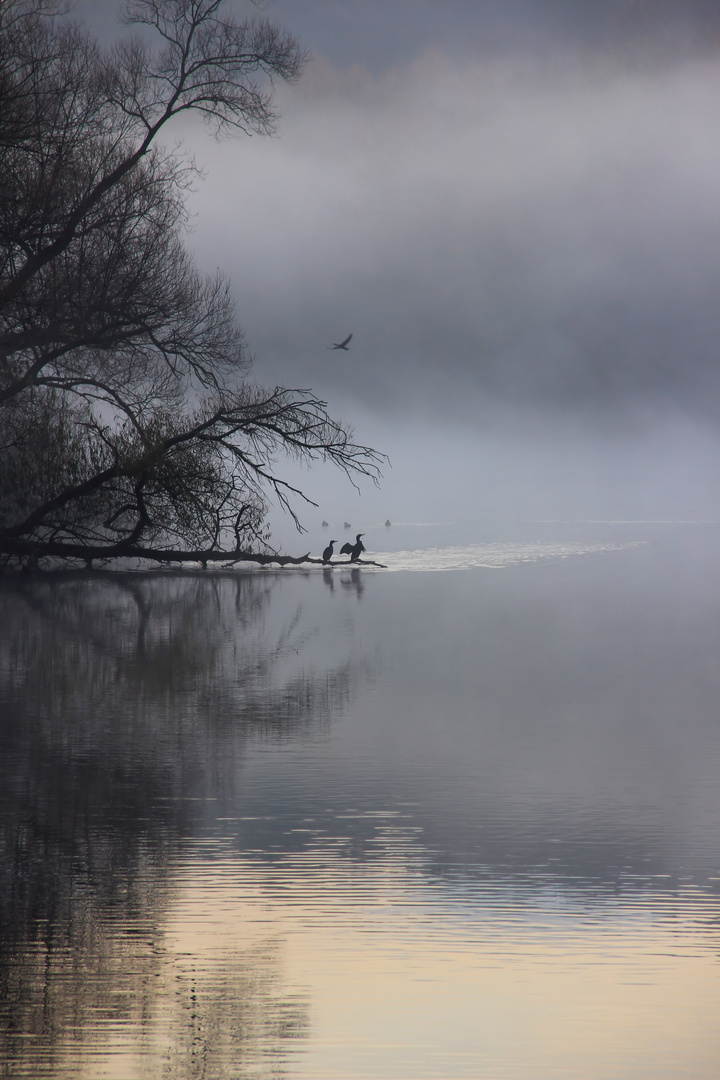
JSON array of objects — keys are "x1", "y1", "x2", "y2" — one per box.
[{"x1": 0, "y1": 534, "x2": 387, "y2": 569}]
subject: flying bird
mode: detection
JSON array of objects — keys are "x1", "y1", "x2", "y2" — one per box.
[
  {"x1": 322, "y1": 539, "x2": 338, "y2": 563},
  {"x1": 340, "y1": 533, "x2": 365, "y2": 561},
  {"x1": 329, "y1": 333, "x2": 353, "y2": 351}
]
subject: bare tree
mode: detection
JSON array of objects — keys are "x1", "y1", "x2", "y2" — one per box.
[{"x1": 0, "y1": 0, "x2": 383, "y2": 568}]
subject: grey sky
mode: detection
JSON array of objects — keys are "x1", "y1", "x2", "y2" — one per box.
[
  {"x1": 78, "y1": 0, "x2": 720, "y2": 523},
  {"x1": 184, "y1": 8, "x2": 720, "y2": 414},
  {"x1": 267, "y1": 0, "x2": 720, "y2": 69}
]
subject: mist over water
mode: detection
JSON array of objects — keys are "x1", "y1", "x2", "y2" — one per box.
[
  {"x1": 179, "y1": 21, "x2": 720, "y2": 540},
  {"x1": 261, "y1": 411, "x2": 720, "y2": 558}
]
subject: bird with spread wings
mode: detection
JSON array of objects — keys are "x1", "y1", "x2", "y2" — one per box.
[
  {"x1": 340, "y1": 533, "x2": 365, "y2": 561},
  {"x1": 329, "y1": 333, "x2": 353, "y2": 350}
]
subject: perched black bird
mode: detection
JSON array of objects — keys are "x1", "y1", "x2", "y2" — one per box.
[
  {"x1": 330, "y1": 333, "x2": 353, "y2": 351},
  {"x1": 322, "y1": 539, "x2": 338, "y2": 563},
  {"x1": 340, "y1": 533, "x2": 365, "y2": 561}
]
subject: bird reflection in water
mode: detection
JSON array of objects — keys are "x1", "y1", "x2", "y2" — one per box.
[
  {"x1": 340, "y1": 568, "x2": 364, "y2": 598},
  {"x1": 322, "y1": 567, "x2": 335, "y2": 592}
]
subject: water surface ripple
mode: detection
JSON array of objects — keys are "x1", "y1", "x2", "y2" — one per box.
[{"x1": 1, "y1": 525, "x2": 719, "y2": 1078}]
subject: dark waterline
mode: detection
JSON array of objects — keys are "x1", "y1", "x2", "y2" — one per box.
[{"x1": 1, "y1": 528, "x2": 720, "y2": 1077}]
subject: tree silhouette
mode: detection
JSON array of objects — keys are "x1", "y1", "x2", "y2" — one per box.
[{"x1": 0, "y1": 0, "x2": 383, "y2": 569}]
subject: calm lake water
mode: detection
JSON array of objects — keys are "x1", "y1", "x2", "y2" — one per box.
[{"x1": 1, "y1": 522, "x2": 720, "y2": 1079}]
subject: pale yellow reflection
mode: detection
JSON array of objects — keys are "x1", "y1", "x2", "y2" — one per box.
[
  {"x1": 43, "y1": 849, "x2": 720, "y2": 1080},
  {"x1": 152, "y1": 854, "x2": 720, "y2": 1080}
]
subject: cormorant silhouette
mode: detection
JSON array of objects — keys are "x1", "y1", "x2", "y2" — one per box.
[
  {"x1": 330, "y1": 333, "x2": 353, "y2": 350},
  {"x1": 322, "y1": 540, "x2": 338, "y2": 563},
  {"x1": 340, "y1": 533, "x2": 365, "y2": 561}
]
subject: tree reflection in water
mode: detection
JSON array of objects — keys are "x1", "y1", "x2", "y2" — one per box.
[{"x1": 0, "y1": 570, "x2": 362, "y2": 1078}]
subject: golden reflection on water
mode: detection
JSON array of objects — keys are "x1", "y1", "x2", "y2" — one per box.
[{"x1": 49, "y1": 842, "x2": 720, "y2": 1080}]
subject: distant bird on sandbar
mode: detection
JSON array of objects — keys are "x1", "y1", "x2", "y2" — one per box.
[
  {"x1": 329, "y1": 333, "x2": 353, "y2": 351},
  {"x1": 385, "y1": 519, "x2": 391, "y2": 526},
  {"x1": 322, "y1": 540, "x2": 338, "y2": 564},
  {"x1": 340, "y1": 533, "x2": 365, "y2": 561}
]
